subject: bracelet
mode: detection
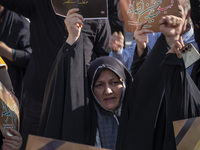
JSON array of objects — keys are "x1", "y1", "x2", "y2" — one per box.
[{"x1": 11, "y1": 48, "x2": 16, "y2": 59}]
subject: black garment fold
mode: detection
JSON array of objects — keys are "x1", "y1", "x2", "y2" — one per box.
[
  {"x1": 39, "y1": 35, "x2": 97, "y2": 146},
  {"x1": 116, "y1": 34, "x2": 200, "y2": 150}
]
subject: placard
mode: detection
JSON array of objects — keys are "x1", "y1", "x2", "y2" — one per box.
[
  {"x1": 0, "y1": 82, "x2": 20, "y2": 137},
  {"x1": 51, "y1": 0, "x2": 108, "y2": 19},
  {"x1": 120, "y1": 0, "x2": 178, "y2": 32},
  {"x1": 26, "y1": 135, "x2": 110, "y2": 150},
  {"x1": 173, "y1": 117, "x2": 200, "y2": 150}
]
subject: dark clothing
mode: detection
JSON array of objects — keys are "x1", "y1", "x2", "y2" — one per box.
[
  {"x1": 108, "y1": 0, "x2": 124, "y2": 34},
  {"x1": 190, "y1": 0, "x2": 200, "y2": 90},
  {"x1": 130, "y1": 46, "x2": 148, "y2": 78},
  {"x1": 0, "y1": 9, "x2": 31, "y2": 101},
  {"x1": 0, "y1": 0, "x2": 111, "y2": 148},
  {"x1": 116, "y1": 35, "x2": 200, "y2": 150},
  {"x1": 39, "y1": 38, "x2": 132, "y2": 149},
  {"x1": 190, "y1": 0, "x2": 200, "y2": 50},
  {"x1": 0, "y1": 0, "x2": 111, "y2": 99}
]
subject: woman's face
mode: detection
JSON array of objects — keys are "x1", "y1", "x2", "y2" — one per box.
[{"x1": 94, "y1": 69, "x2": 123, "y2": 111}]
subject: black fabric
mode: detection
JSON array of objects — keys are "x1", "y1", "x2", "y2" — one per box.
[
  {"x1": 0, "y1": 0, "x2": 111, "y2": 99},
  {"x1": 0, "y1": 9, "x2": 31, "y2": 101},
  {"x1": 39, "y1": 54, "x2": 132, "y2": 149},
  {"x1": 130, "y1": 46, "x2": 148, "y2": 78},
  {"x1": 108, "y1": 0, "x2": 124, "y2": 34},
  {"x1": 0, "y1": 0, "x2": 111, "y2": 148},
  {"x1": 190, "y1": 0, "x2": 200, "y2": 90},
  {"x1": 116, "y1": 34, "x2": 200, "y2": 150},
  {"x1": 191, "y1": 59, "x2": 200, "y2": 90},
  {"x1": 39, "y1": 37, "x2": 94, "y2": 145},
  {"x1": 87, "y1": 56, "x2": 132, "y2": 86}
]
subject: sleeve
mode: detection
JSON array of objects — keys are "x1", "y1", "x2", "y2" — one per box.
[
  {"x1": 130, "y1": 32, "x2": 162, "y2": 77},
  {"x1": 130, "y1": 47, "x2": 148, "y2": 78},
  {"x1": 93, "y1": 19, "x2": 111, "y2": 58},
  {"x1": 11, "y1": 17, "x2": 32, "y2": 68},
  {"x1": 160, "y1": 53, "x2": 200, "y2": 120}
]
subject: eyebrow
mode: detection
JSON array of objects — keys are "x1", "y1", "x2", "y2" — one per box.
[{"x1": 96, "y1": 77, "x2": 120, "y2": 83}]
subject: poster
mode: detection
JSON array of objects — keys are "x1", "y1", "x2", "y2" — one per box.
[
  {"x1": 26, "y1": 135, "x2": 110, "y2": 150},
  {"x1": 120, "y1": 0, "x2": 178, "y2": 32},
  {"x1": 173, "y1": 117, "x2": 200, "y2": 150},
  {"x1": 51, "y1": 0, "x2": 108, "y2": 19},
  {"x1": 0, "y1": 82, "x2": 20, "y2": 137}
]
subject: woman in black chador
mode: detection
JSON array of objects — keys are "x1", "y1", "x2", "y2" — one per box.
[{"x1": 39, "y1": 8, "x2": 132, "y2": 150}]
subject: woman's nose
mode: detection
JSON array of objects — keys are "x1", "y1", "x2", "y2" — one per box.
[{"x1": 105, "y1": 86, "x2": 112, "y2": 94}]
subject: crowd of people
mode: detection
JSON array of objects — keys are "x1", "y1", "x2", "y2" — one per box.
[{"x1": 0, "y1": 0, "x2": 199, "y2": 149}]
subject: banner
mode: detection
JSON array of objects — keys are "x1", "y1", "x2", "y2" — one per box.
[
  {"x1": 120, "y1": 0, "x2": 178, "y2": 32},
  {"x1": 51, "y1": 0, "x2": 108, "y2": 19},
  {"x1": 26, "y1": 135, "x2": 110, "y2": 150},
  {"x1": 173, "y1": 117, "x2": 200, "y2": 150}
]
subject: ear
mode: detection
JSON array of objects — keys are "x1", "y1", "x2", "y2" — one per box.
[{"x1": 186, "y1": 9, "x2": 191, "y2": 19}]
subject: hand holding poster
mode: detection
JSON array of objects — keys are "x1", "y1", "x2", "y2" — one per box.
[
  {"x1": 51, "y1": 0, "x2": 108, "y2": 19},
  {"x1": 120, "y1": 0, "x2": 178, "y2": 32}
]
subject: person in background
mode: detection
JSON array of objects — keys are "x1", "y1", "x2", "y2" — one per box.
[
  {"x1": 0, "y1": 5, "x2": 31, "y2": 102},
  {"x1": 116, "y1": 15, "x2": 200, "y2": 150},
  {"x1": 0, "y1": 0, "x2": 111, "y2": 149},
  {"x1": 109, "y1": 0, "x2": 198, "y2": 77},
  {"x1": 0, "y1": 57, "x2": 22, "y2": 150},
  {"x1": 39, "y1": 8, "x2": 132, "y2": 150},
  {"x1": 108, "y1": 0, "x2": 124, "y2": 35},
  {"x1": 108, "y1": 1, "x2": 125, "y2": 51}
]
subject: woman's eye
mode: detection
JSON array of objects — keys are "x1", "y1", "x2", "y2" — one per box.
[
  {"x1": 95, "y1": 83, "x2": 103, "y2": 88},
  {"x1": 112, "y1": 81, "x2": 120, "y2": 85}
]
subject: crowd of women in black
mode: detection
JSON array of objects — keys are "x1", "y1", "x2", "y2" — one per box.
[{"x1": 0, "y1": 0, "x2": 200, "y2": 150}]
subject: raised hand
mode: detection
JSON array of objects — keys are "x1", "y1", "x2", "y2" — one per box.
[
  {"x1": 134, "y1": 21, "x2": 153, "y2": 56},
  {"x1": 167, "y1": 37, "x2": 184, "y2": 59},
  {"x1": 64, "y1": 8, "x2": 84, "y2": 45},
  {"x1": 159, "y1": 15, "x2": 184, "y2": 48},
  {"x1": 109, "y1": 31, "x2": 124, "y2": 52},
  {"x1": 2, "y1": 128, "x2": 22, "y2": 150}
]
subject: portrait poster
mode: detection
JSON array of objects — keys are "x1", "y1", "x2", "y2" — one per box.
[
  {"x1": 26, "y1": 135, "x2": 110, "y2": 150},
  {"x1": 0, "y1": 82, "x2": 20, "y2": 137},
  {"x1": 51, "y1": 0, "x2": 108, "y2": 19},
  {"x1": 173, "y1": 117, "x2": 200, "y2": 150},
  {"x1": 120, "y1": 0, "x2": 178, "y2": 32}
]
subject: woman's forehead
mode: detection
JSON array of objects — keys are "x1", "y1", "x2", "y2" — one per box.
[{"x1": 96, "y1": 69, "x2": 119, "y2": 81}]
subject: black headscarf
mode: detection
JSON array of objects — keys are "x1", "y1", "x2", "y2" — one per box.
[{"x1": 87, "y1": 56, "x2": 132, "y2": 149}]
